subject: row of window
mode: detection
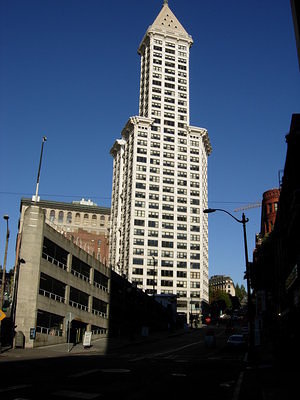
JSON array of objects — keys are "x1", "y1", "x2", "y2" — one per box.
[
  {"x1": 136, "y1": 171, "x2": 200, "y2": 180},
  {"x1": 133, "y1": 268, "x2": 199, "y2": 277},
  {"x1": 153, "y1": 39, "x2": 187, "y2": 52},
  {"x1": 133, "y1": 242, "x2": 200, "y2": 250},
  {"x1": 48, "y1": 210, "x2": 108, "y2": 226},
  {"x1": 135, "y1": 192, "x2": 200, "y2": 205},
  {"x1": 132, "y1": 259, "x2": 200, "y2": 269},
  {"x1": 135, "y1": 161, "x2": 199, "y2": 172},
  {"x1": 130, "y1": 279, "x2": 200, "y2": 289},
  {"x1": 134, "y1": 202, "x2": 200, "y2": 213},
  {"x1": 133, "y1": 233, "x2": 200, "y2": 241},
  {"x1": 137, "y1": 155, "x2": 200, "y2": 164}
]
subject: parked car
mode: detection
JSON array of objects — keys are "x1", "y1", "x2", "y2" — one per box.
[{"x1": 227, "y1": 334, "x2": 246, "y2": 348}]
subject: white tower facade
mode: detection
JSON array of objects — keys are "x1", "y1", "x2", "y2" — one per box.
[{"x1": 109, "y1": 1, "x2": 212, "y2": 321}]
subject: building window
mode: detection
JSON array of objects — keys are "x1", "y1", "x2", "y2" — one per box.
[
  {"x1": 67, "y1": 212, "x2": 72, "y2": 224},
  {"x1": 58, "y1": 211, "x2": 64, "y2": 224},
  {"x1": 50, "y1": 210, "x2": 55, "y2": 222},
  {"x1": 75, "y1": 213, "x2": 80, "y2": 224},
  {"x1": 133, "y1": 258, "x2": 144, "y2": 265}
]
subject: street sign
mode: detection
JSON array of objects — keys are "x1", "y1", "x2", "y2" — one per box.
[
  {"x1": 83, "y1": 331, "x2": 92, "y2": 348},
  {"x1": 66, "y1": 312, "x2": 74, "y2": 323},
  {"x1": 0, "y1": 309, "x2": 6, "y2": 321}
]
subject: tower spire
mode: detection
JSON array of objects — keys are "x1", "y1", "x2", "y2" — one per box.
[{"x1": 163, "y1": 0, "x2": 168, "y2": 5}]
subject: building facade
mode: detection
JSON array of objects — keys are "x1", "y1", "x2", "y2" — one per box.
[
  {"x1": 20, "y1": 198, "x2": 110, "y2": 265},
  {"x1": 14, "y1": 205, "x2": 110, "y2": 348},
  {"x1": 109, "y1": 2, "x2": 212, "y2": 321},
  {"x1": 259, "y1": 189, "x2": 280, "y2": 237},
  {"x1": 209, "y1": 275, "x2": 236, "y2": 297}
]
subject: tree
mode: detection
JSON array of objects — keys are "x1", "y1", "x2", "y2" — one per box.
[
  {"x1": 209, "y1": 289, "x2": 232, "y2": 318},
  {"x1": 235, "y1": 284, "x2": 247, "y2": 303}
]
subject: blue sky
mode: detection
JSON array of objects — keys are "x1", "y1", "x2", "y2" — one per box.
[{"x1": 1, "y1": 0, "x2": 299, "y2": 288}]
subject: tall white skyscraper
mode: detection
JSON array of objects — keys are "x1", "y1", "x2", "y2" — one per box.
[{"x1": 109, "y1": 1, "x2": 212, "y2": 321}]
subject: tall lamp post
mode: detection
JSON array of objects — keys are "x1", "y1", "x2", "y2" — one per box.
[
  {"x1": 152, "y1": 256, "x2": 156, "y2": 295},
  {"x1": 203, "y1": 208, "x2": 254, "y2": 355},
  {"x1": 0, "y1": 215, "x2": 10, "y2": 352},
  {"x1": 33, "y1": 136, "x2": 47, "y2": 202},
  {"x1": 0, "y1": 215, "x2": 10, "y2": 310}
]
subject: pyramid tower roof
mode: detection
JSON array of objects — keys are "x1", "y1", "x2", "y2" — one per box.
[
  {"x1": 138, "y1": 1, "x2": 193, "y2": 52},
  {"x1": 150, "y1": 1, "x2": 191, "y2": 38}
]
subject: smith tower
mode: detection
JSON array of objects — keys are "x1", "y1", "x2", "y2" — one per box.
[{"x1": 109, "y1": 1, "x2": 212, "y2": 321}]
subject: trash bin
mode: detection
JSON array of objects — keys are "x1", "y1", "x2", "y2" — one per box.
[{"x1": 15, "y1": 331, "x2": 25, "y2": 348}]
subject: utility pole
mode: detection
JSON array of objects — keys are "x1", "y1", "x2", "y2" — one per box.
[{"x1": 0, "y1": 215, "x2": 10, "y2": 353}]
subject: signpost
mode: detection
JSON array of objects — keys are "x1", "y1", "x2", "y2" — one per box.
[
  {"x1": 0, "y1": 309, "x2": 6, "y2": 322},
  {"x1": 65, "y1": 312, "x2": 74, "y2": 352}
]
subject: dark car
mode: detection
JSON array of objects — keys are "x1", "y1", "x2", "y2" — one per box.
[{"x1": 227, "y1": 334, "x2": 246, "y2": 348}]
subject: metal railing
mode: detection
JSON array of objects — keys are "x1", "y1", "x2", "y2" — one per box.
[
  {"x1": 39, "y1": 288, "x2": 65, "y2": 303},
  {"x1": 91, "y1": 309, "x2": 107, "y2": 319},
  {"x1": 71, "y1": 269, "x2": 90, "y2": 283},
  {"x1": 42, "y1": 252, "x2": 67, "y2": 271},
  {"x1": 93, "y1": 281, "x2": 108, "y2": 292},
  {"x1": 36, "y1": 325, "x2": 63, "y2": 336},
  {"x1": 69, "y1": 300, "x2": 88, "y2": 312}
]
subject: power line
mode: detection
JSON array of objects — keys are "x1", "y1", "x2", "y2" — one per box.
[{"x1": 0, "y1": 191, "x2": 261, "y2": 206}]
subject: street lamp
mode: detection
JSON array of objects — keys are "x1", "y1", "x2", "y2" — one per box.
[
  {"x1": 0, "y1": 215, "x2": 10, "y2": 310},
  {"x1": 0, "y1": 215, "x2": 10, "y2": 353},
  {"x1": 152, "y1": 256, "x2": 156, "y2": 295},
  {"x1": 33, "y1": 136, "x2": 47, "y2": 202},
  {"x1": 203, "y1": 208, "x2": 254, "y2": 355}
]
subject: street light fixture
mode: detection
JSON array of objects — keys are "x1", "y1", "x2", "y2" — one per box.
[
  {"x1": 33, "y1": 136, "x2": 47, "y2": 202},
  {"x1": 0, "y1": 215, "x2": 10, "y2": 353},
  {"x1": 152, "y1": 256, "x2": 156, "y2": 295},
  {"x1": 203, "y1": 208, "x2": 254, "y2": 356},
  {"x1": 0, "y1": 215, "x2": 10, "y2": 310}
]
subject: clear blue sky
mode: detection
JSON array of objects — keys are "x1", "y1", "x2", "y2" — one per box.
[{"x1": 1, "y1": 0, "x2": 299, "y2": 288}]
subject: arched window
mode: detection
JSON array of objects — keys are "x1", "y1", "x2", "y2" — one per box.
[
  {"x1": 100, "y1": 215, "x2": 105, "y2": 226},
  {"x1": 92, "y1": 214, "x2": 97, "y2": 226},
  {"x1": 58, "y1": 211, "x2": 64, "y2": 223},
  {"x1": 75, "y1": 213, "x2": 80, "y2": 225},
  {"x1": 50, "y1": 210, "x2": 55, "y2": 222},
  {"x1": 67, "y1": 212, "x2": 72, "y2": 224},
  {"x1": 84, "y1": 214, "x2": 89, "y2": 225}
]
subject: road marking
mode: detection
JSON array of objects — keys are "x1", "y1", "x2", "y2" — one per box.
[
  {"x1": 232, "y1": 371, "x2": 244, "y2": 400},
  {"x1": 69, "y1": 369, "x2": 101, "y2": 378},
  {"x1": 100, "y1": 368, "x2": 131, "y2": 373},
  {"x1": 130, "y1": 340, "x2": 204, "y2": 362},
  {"x1": 0, "y1": 384, "x2": 32, "y2": 393},
  {"x1": 52, "y1": 390, "x2": 101, "y2": 399}
]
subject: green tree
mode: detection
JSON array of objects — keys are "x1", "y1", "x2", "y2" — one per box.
[
  {"x1": 209, "y1": 289, "x2": 232, "y2": 317},
  {"x1": 235, "y1": 283, "x2": 247, "y2": 303}
]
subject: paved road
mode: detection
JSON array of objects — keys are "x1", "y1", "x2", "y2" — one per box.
[{"x1": 0, "y1": 327, "x2": 248, "y2": 399}]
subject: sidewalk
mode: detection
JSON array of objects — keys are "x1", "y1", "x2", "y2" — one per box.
[
  {"x1": 237, "y1": 343, "x2": 296, "y2": 400},
  {"x1": 0, "y1": 328, "x2": 190, "y2": 362}
]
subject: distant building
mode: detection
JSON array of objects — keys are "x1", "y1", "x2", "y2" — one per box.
[
  {"x1": 209, "y1": 275, "x2": 236, "y2": 297},
  {"x1": 19, "y1": 198, "x2": 110, "y2": 265},
  {"x1": 253, "y1": 188, "x2": 280, "y2": 265}
]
